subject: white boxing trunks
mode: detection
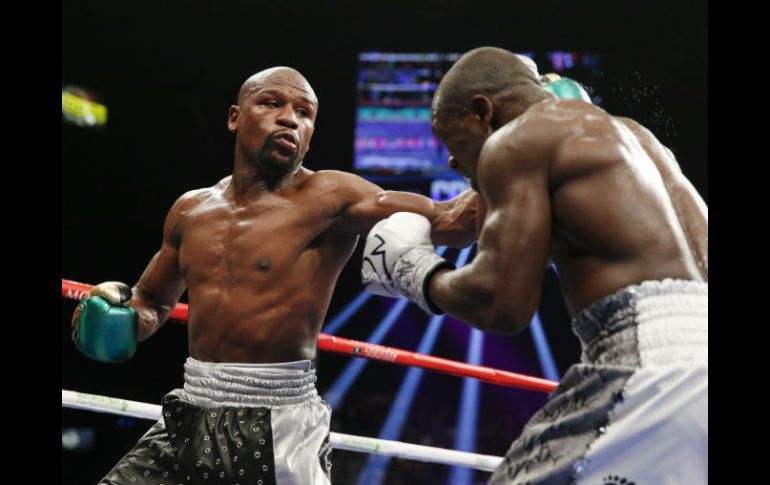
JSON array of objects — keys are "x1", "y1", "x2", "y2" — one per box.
[{"x1": 489, "y1": 279, "x2": 707, "y2": 485}]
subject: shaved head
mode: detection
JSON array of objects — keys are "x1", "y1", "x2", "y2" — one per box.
[
  {"x1": 227, "y1": 66, "x2": 319, "y2": 178},
  {"x1": 432, "y1": 47, "x2": 542, "y2": 120},
  {"x1": 237, "y1": 67, "x2": 318, "y2": 107}
]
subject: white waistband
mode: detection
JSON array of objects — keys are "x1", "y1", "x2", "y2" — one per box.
[{"x1": 181, "y1": 357, "x2": 320, "y2": 408}]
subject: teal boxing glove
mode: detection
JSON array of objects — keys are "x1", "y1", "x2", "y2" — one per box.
[
  {"x1": 71, "y1": 282, "x2": 138, "y2": 363},
  {"x1": 541, "y1": 73, "x2": 592, "y2": 103}
]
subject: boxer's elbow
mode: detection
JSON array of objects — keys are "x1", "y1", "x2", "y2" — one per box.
[
  {"x1": 471, "y1": 292, "x2": 537, "y2": 335},
  {"x1": 474, "y1": 307, "x2": 531, "y2": 335}
]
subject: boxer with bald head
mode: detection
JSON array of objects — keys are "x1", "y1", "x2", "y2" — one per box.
[
  {"x1": 363, "y1": 47, "x2": 707, "y2": 483},
  {"x1": 73, "y1": 66, "x2": 478, "y2": 484}
]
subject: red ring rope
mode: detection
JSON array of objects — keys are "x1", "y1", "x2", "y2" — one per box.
[{"x1": 62, "y1": 278, "x2": 559, "y2": 393}]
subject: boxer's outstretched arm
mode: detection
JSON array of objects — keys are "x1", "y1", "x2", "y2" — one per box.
[
  {"x1": 428, "y1": 142, "x2": 551, "y2": 334},
  {"x1": 129, "y1": 193, "x2": 192, "y2": 341},
  {"x1": 335, "y1": 171, "x2": 479, "y2": 247}
]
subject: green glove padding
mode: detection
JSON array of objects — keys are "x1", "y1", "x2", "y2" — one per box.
[
  {"x1": 72, "y1": 296, "x2": 138, "y2": 363},
  {"x1": 545, "y1": 77, "x2": 592, "y2": 103}
]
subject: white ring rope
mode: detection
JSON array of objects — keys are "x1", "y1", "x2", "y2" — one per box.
[{"x1": 62, "y1": 389, "x2": 503, "y2": 472}]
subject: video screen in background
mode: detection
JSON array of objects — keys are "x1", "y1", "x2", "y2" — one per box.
[{"x1": 353, "y1": 51, "x2": 602, "y2": 199}]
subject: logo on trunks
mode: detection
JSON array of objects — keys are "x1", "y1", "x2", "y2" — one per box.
[
  {"x1": 352, "y1": 343, "x2": 398, "y2": 362},
  {"x1": 602, "y1": 475, "x2": 635, "y2": 485}
]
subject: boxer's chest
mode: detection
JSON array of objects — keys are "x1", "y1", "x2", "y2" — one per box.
[{"x1": 177, "y1": 192, "x2": 344, "y2": 281}]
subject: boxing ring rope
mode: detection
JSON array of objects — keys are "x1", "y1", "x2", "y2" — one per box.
[
  {"x1": 62, "y1": 278, "x2": 559, "y2": 393},
  {"x1": 62, "y1": 276, "x2": 556, "y2": 471},
  {"x1": 62, "y1": 389, "x2": 504, "y2": 472}
]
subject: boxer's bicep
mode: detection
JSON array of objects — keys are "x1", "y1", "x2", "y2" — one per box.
[
  {"x1": 332, "y1": 174, "x2": 391, "y2": 234},
  {"x1": 131, "y1": 194, "x2": 191, "y2": 339},
  {"x1": 478, "y1": 169, "x2": 551, "y2": 330},
  {"x1": 430, "y1": 147, "x2": 551, "y2": 333}
]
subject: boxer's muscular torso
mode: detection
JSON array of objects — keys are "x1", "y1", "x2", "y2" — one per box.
[
  {"x1": 177, "y1": 171, "x2": 358, "y2": 363},
  {"x1": 490, "y1": 99, "x2": 707, "y2": 317},
  {"x1": 133, "y1": 168, "x2": 477, "y2": 363}
]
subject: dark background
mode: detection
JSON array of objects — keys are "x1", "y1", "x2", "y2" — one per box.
[{"x1": 62, "y1": 1, "x2": 706, "y2": 483}]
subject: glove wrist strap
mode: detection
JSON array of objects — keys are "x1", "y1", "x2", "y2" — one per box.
[{"x1": 393, "y1": 247, "x2": 454, "y2": 314}]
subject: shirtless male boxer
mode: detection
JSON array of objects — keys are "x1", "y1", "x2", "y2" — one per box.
[
  {"x1": 71, "y1": 66, "x2": 478, "y2": 485},
  {"x1": 362, "y1": 47, "x2": 707, "y2": 484}
]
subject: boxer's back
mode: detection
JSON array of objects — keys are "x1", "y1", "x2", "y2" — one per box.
[{"x1": 490, "y1": 99, "x2": 706, "y2": 316}]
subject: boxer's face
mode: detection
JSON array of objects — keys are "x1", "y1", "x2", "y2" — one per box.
[
  {"x1": 432, "y1": 114, "x2": 488, "y2": 191},
  {"x1": 229, "y1": 71, "x2": 318, "y2": 175}
]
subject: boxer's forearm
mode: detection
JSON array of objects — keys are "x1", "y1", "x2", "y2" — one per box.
[
  {"x1": 128, "y1": 288, "x2": 173, "y2": 342},
  {"x1": 428, "y1": 263, "x2": 530, "y2": 335},
  {"x1": 431, "y1": 189, "x2": 479, "y2": 247},
  {"x1": 129, "y1": 245, "x2": 187, "y2": 342},
  {"x1": 428, "y1": 268, "x2": 493, "y2": 327}
]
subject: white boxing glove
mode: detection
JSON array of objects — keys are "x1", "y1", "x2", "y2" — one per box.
[{"x1": 361, "y1": 212, "x2": 454, "y2": 314}]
